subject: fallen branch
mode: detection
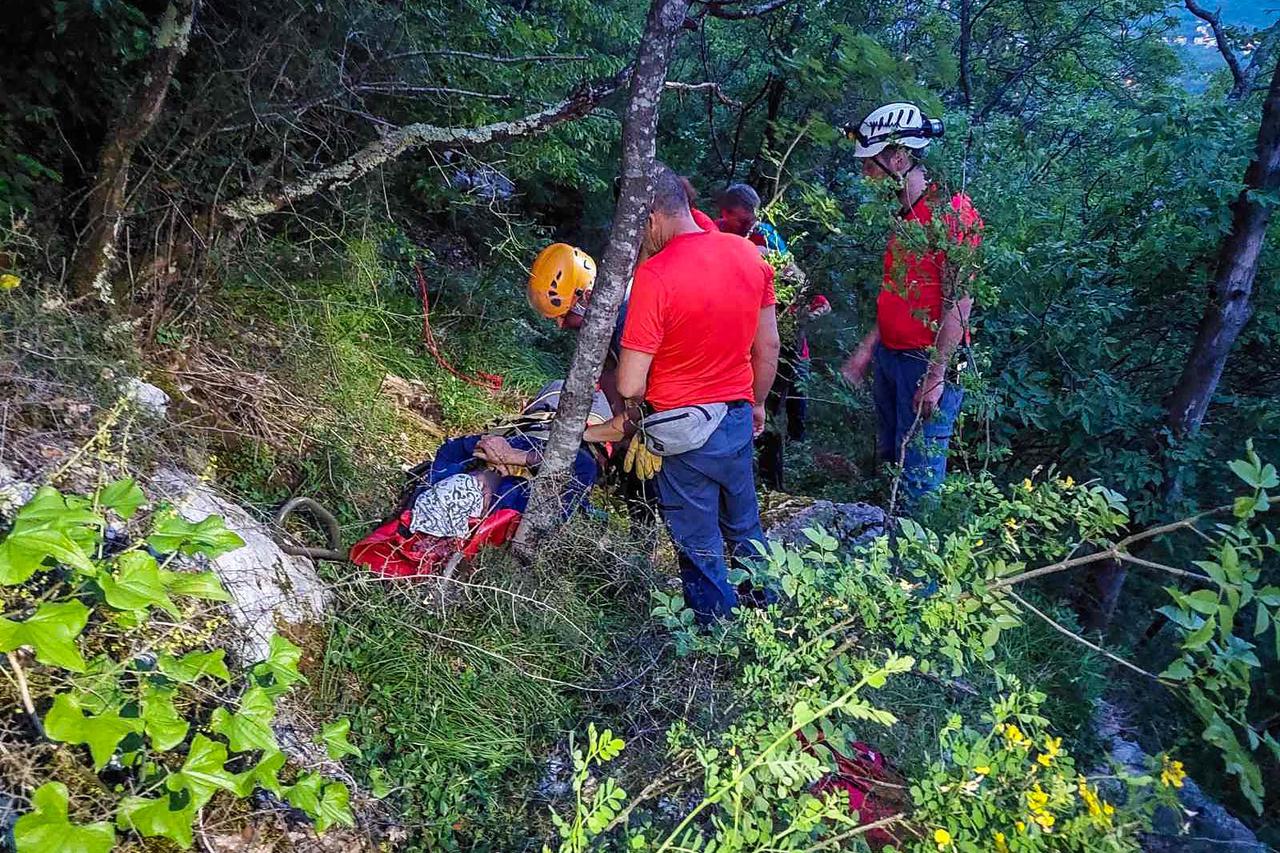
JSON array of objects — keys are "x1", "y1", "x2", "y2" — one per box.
[
  {"x1": 663, "y1": 80, "x2": 742, "y2": 107},
  {"x1": 386, "y1": 49, "x2": 592, "y2": 64},
  {"x1": 698, "y1": 0, "x2": 798, "y2": 19},
  {"x1": 5, "y1": 652, "x2": 46, "y2": 738},
  {"x1": 221, "y1": 66, "x2": 631, "y2": 220},
  {"x1": 1007, "y1": 591, "x2": 1161, "y2": 682},
  {"x1": 988, "y1": 505, "x2": 1231, "y2": 591}
]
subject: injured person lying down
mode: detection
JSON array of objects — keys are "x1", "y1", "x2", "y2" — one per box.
[{"x1": 351, "y1": 381, "x2": 612, "y2": 577}]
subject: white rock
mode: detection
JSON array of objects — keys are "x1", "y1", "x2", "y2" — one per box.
[
  {"x1": 123, "y1": 378, "x2": 171, "y2": 418},
  {"x1": 149, "y1": 469, "x2": 330, "y2": 663}
]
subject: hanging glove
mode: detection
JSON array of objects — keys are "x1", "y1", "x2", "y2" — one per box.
[{"x1": 624, "y1": 438, "x2": 663, "y2": 481}]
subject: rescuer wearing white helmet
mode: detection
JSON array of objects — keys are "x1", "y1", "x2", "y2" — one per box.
[{"x1": 839, "y1": 102, "x2": 985, "y2": 508}]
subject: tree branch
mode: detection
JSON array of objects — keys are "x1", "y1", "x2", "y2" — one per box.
[
  {"x1": 1007, "y1": 591, "x2": 1162, "y2": 681},
  {"x1": 663, "y1": 80, "x2": 743, "y2": 106},
  {"x1": 383, "y1": 49, "x2": 592, "y2": 64},
  {"x1": 1184, "y1": 0, "x2": 1248, "y2": 98},
  {"x1": 988, "y1": 505, "x2": 1232, "y2": 591},
  {"x1": 221, "y1": 67, "x2": 630, "y2": 220},
  {"x1": 700, "y1": 0, "x2": 798, "y2": 20}
]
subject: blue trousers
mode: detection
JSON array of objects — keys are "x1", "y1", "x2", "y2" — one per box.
[
  {"x1": 872, "y1": 344, "x2": 963, "y2": 505},
  {"x1": 655, "y1": 403, "x2": 764, "y2": 622}
]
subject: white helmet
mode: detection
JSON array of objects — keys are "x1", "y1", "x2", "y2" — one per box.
[{"x1": 845, "y1": 102, "x2": 944, "y2": 158}]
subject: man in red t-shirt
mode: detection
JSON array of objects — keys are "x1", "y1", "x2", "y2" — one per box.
[
  {"x1": 840, "y1": 103, "x2": 984, "y2": 506},
  {"x1": 589, "y1": 165, "x2": 780, "y2": 621}
]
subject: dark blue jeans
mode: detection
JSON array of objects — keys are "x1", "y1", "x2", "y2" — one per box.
[
  {"x1": 872, "y1": 344, "x2": 963, "y2": 506},
  {"x1": 655, "y1": 403, "x2": 764, "y2": 622}
]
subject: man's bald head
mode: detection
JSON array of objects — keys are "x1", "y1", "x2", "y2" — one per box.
[{"x1": 643, "y1": 163, "x2": 699, "y2": 257}]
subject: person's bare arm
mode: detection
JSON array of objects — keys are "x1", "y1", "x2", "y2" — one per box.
[
  {"x1": 841, "y1": 327, "x2": 881, "y2": 387},
  {"x1": 583, "y1": 348, "x2": 656, "y2": 443},
  {"x1": 913, "y1": 294, "x2": 972, "y2": 419},
  {"x1": 615, "y1": 348, "x2": 654, "y2": 401},
  {"x1": 751, "y1": 306, "x2": 781, "y2": 436},
  {"x1": 584, "y1": 413, "x2": 626, "y2": 443}
]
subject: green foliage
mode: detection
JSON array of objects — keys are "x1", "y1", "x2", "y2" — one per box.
[
  {"x1": 605, "y1": 452, "x2": 1277, "y2": 848},
  {"x1": 545, "y1": 723, "x2": 628, "y2": 853},
  {"x1": 906, "y1": 685, "x2": 1174, "y2": 852},
  {"x1": 0, "y1": 481, "x2": 356, "y2": 850},
  {"x1": 13, "y1": 782, "x2": 115, "y2": 853}
]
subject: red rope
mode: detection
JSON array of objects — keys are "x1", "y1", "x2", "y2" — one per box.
[{"x1": 415, "y1": 264, "x2": 504, "y2": 392}]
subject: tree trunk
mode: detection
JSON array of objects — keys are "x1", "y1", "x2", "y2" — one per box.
[
  {"x1": 959, "y1": 0, "x2": 974, "y2": 108},
  {"x1": 1164, "y1": 58, "x2": 1280, "y2": 441},
  {"x1": 70, "y1": 0, "x2": 199, "y2": 302},
  {"x1": 512, "y1": 0, "x2": 692, "y2": 560},
  {"x1": 747, "y1": 74, "x2": 786, "y2": 188}
]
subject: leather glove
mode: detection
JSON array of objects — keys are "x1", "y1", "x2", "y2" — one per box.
[{"x1": 624, "y1": 439, "x2": 663, "y2": 481}]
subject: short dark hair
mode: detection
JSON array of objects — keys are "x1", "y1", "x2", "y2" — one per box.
[
  {"x1": 651, "y1": 163, "x2": 691, "y2": 217},
  {"x1": 717, "y1": 183, "x2": 760, "y2": 213}
]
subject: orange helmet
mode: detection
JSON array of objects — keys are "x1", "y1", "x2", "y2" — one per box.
[{"x1": 527, "y1": 243, "x2": 596, "y2": 320}]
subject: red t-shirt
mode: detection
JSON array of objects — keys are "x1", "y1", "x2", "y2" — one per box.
[
  {"x1": 877, "y1": 191, "x2": 983, "y2": 351},
  {"x1": 621, "y1": 230, "x2": 776, "y2": 410},
  {"x1": 692, "y1": 207, "x2": 719, "y2": 232}
]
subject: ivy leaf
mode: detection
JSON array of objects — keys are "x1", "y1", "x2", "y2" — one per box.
[
  {"x1": 157, "y1": 649, "x2": 230, "y2": 684},
  {"x1": 0, "y1": 600, "x2": 90, "y2": 671},
  {"x1": 251, "y1": 634, "x2": 304, "y2": 696},
  {"x1": 147, "y1": 513, "x2": 244, "y2": 558},
  {"x1": 160, "y1": 569, "x2": 231, "y2": 602},
  {"x1": 315, "y1": 781, "x2": 355, "y2": 832},
  {"x1": 284, "y1": 774, "x2": 354, "y2": 832},
  {"x1": 13, "y1": 782, "x2": 115, "y2": 853},
  {"x1": 44, "y1": 692, "x2": 144, "y2": 769},
  {"x1": 141, "y1": 684, "x2": 189, "y2": 752},
  {"x1": 96, "y1": 479, "x2": 146, "y2": 520},
  {"x1": 12, "y1": 487, "x2": 103, "y2": 535},
  {"x1": 233, "y1": 749, "x2": 287, "y2": 797},
  {"x1": 283, "y1": 771, "x2": 324, "y2": 815},
  {"x1": 368, "y1": 767, "x2": 392, "y2": 799},
  {"x1": 319, "y1": 718, "x2": 360, "y2": 761},
  {"x1": 166, "y1": 734, "x2": 240, "y2": 809},
  {"x1": 99, "y1": 552, "x2": 179, "y2": 616},
  {"x1": 210, "y1": 686, "x2": 278, "y2": 752},
  {"x1": 0, "y1": 527, "x2": 96, "y2": 585},
  {"x1": 116, "y1": 793, "x2": 196, "y2": 850}
]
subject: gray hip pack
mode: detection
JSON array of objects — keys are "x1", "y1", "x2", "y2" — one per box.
[{"x1": 639, "y1": 403, "x2": 729, "y2": 456}]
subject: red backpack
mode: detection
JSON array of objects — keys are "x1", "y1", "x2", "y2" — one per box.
[
  {"x1": 802, "y1": 736, "x2": 910, "y2": 848},
  {"x1": 349, "y1": 507, "x2": 522, "y2": 578}
]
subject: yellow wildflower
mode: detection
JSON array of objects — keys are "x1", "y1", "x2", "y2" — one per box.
[
  {"x1": 1160, "y1": 755, "x2": 1186, "y2": 789},
  {"x1": 1002, "y1": 723, "x2": 1028, "y2": 746},
  {"x1": 1061, "y1": 475, "x2": 1075, "y2": 488},
  {"x1": 0, "y1": 273, "x2": 20, "y2": 291},
  {"x1": 1033, "y1": 812, "x2": 1055, "y2": 831},
  {"x1": 1022, "y1": 478, "x2": 1034, "y2": 492},
  {"x1": 1026, "y1": 784, "x2": 1049, "y2": 812},
  {"x1": 974, "y1": 538, "x2": 984, "y2": 547},
  {"x1": 974, "y1": 765, "x2": 991, "y2": 776},
  {"x1": 1037, "y1": 736, "x2": 1062, "y2": 767},
  {"x1": 933, "y1": 828, "x2": 953, "y2": 849},
  {"x1": 1015, "y1": 820, "x2": 1026, "y2": 833},
  {"x1": 1077, "y1": 776, "x2": 1113, "y2": 826},
  {"x1": 994, "y1": 831, "x2": 1009, "y2": 853},
  {"x1": 1004, "y1": 517, "x2": 1018, "y2": 529}
]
